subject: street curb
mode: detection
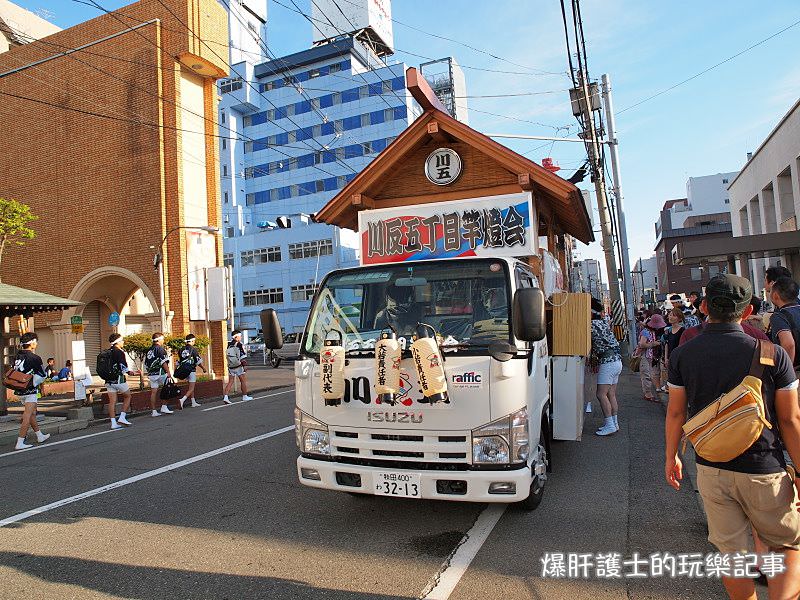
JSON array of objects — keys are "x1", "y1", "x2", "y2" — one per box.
[
  {"x1": 88, "y1": 384, "x2": 295, "y2": 426},
  {"x1": 0, "y1": 418, "x2": 91, "y2": 447}
]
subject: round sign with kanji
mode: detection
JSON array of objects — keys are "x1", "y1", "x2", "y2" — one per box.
[{"x1": 425, "y1": 148, "x2": 462, "y2": 186}]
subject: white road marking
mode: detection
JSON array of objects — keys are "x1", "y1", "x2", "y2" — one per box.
[
  {"x1": 420, "y1": 504, "x2": 507, "y2": 600},
  {"x1": 0, "y1": 428, "x2": 122, "y2": 459},
  {"x1": 201, "y1": 389, "x2": 294, "y2": 411},
  {"x1": 0, "y1": 425, "x2": 294, "y2": 528}
]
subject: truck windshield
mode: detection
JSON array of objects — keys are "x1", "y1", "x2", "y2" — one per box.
[{"x1": 303, "y1": 259, "x2": 510, "y2": 354}]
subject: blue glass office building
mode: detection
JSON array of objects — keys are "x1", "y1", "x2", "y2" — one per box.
[{"x1": 220, "y1": 38, "x2": 419, "y2": 336}]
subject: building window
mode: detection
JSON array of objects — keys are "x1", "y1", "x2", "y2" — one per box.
[
  {"x1": 291, "y1": 284, "x2": 318, "y2": 302},
  {"x1": 288, "y1": 239, "x2": 333, "y2": 260},
  {"x1": 223, "y1": 165, "x2": 228, "y2": 177},
  {"x1": 337, "y1": 175, "x2": 347, "y2": 188},
  {"x1": 222, "y1": 138, "x2": 227, "y2": 150},
  {"x1": 314, "y1": 151, "x2": 322, "y2": 165},
  {"x1": 312, "y1": 124, "x2": 322, "y2": 138},
  {"x1": 384, "y1": 108, "x2": 394, "y2": 122},
  {"x1": 361, "y1": 113, "x2": 369, "y2": 127},
  {"x1": 708, "y1": 265, "x2": 720, "y2": 278},
  {"x1": 332, "y1": 92, "x2": 342, "y2": 105},
  {"x1": 221, "y1": 111, "x2": 226, "y2": 124},
  {"x1": 224, "y1": 191, "x2": 229, "y2": 204},
  {"x1": 226, "y1": 227, "x2": 235, "y2": 238},
  {"x1": 243, "y1": 246, "x2": 281, "y2": 266},
  {"x1": 359, "y1": 85, "x2": 369, "y2": 99},
  {"x1": 315, "y1": 179, "x2": 325, "y2": 192},
  {"x1": 243, "y1": 288, "x2": 284, "y2": 306},
  {"x1": 690, "y1": 267, "x2": 701, "y2": 281},
  {"x1": 309, "y1": 68, "x2": 320, "y2": 79},
  {"x1": 722, "y1": 178, "x2": 729, "y2": 184},
  {"x1": 382, "y1": 80, "x2": 392, "y2": 93},
  {"x1": 244, "y1": 141, "x2": 253, "y2": 153},
  {"x1": 329, "y1": 62, "x2": 342, "y2": 74},
  {"x1": 220, "y1": 78, "x2": 243, "y2": 94},
  {"x1": 724, "y1": 198, "x2": 730, "y2": 204},
  {"x1": 363, "y1": 140, "x2": 374, "y2": 155},
  {"x1": 223, "y1": 253, "x2": 234, "y2": 267}
]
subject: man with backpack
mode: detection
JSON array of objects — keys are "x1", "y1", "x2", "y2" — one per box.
[
  {"x1": 145, "y1": 333, "x2": 174, "y2": 417},
  {"x1": 769, "y1": 276, "x2": 800, "y2": 371},
  {"x1": 222, "y1": 330, "x2": 252, "y2": 405},
  {"x1": 11, "y1": 332, "x2": 50, "y2": 450},
  {"x1": 665, "y1": 274, "x2": 800, "y2": 599},
  {"x1": 98, "y1": 334, "x2": 138, "y2": 430},
  {"x1": 175, "y1": 334, "x2": 206, "y2": 409}
]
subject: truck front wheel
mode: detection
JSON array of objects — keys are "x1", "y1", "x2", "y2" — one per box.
[{"x1": 517, "y1": 420, "x2": 549, "y2": 511}]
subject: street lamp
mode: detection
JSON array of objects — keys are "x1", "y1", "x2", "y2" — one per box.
[{"x1": 153, "y1": 225, "x2": 220, "y2": 332}]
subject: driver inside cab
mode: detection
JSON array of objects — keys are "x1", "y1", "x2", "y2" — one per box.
[
  {"x1": 374, "y1": 284, "x2": 423, "y2": 334},
  {"x1": 470, "y1": 283, "x2": 509, "y2": 342}
]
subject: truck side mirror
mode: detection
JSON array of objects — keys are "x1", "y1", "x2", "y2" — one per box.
[
  {"x1": 260, "y1": 308, "x2": 284, "y2": 349},
  {"x1": 512, "y1": 288, "x2": 546, "y2": 342}
]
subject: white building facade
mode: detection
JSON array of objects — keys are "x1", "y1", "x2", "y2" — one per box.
[
  {"x1": 632, "y1": 255, "x2": 658, "y2": 307},
  {"x1": 219, "y1": 38, "x2": 419, "y2": 335},
  {"x1": 728, "y1": 98, "x2": 800, "y2": 286}
]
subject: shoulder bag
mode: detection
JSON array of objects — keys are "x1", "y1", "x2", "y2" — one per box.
[{"x1": 681, "y1": 340, "x2": 775, "y2": 462}]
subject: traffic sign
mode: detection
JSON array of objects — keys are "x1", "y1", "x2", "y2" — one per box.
[
  {"x1": 70, "y1": 315, "x2": 83, "y2": 325},
  {"x1": 71, "y1": 324, "x2": 84, "y2": 334},
  {"x1": 109, "y1": 312, "x2": 120, "y2": 326}
]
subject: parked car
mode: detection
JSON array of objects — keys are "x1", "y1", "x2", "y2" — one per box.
[{"x1": 274, "y1": 332, "x2": 302, "y2": 360}]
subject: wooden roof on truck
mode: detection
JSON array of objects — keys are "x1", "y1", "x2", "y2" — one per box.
[{"x1": 314, "y1": 68, "x2": 594, "y2": 245}]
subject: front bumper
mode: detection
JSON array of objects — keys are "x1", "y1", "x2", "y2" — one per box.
[{"x1": 297, "y1": 456, "x2": 534, "y2": 503}]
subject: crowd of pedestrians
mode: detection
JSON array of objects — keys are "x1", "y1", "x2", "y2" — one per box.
[
  {"x1": 663, "y1": 268, "x2": 800, "y2": 599},
  {"x1": 9, "y1": 330, "x2": 254, "y2": 448}
]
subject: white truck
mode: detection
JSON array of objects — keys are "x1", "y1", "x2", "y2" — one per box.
[{"x1": 260, "y1": 253, "x2": 583, "y2": 510}]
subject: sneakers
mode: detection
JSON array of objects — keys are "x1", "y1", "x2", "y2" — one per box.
[
  {"x1": 118, "y1": 414, "x2": 132, "y2": 426},
  {"x1": 160, "y1": 405, "x2": 173, "y2": 415},
  {"x1": 612, "y1": 415, "x2": 619, "y2": 430},
  {"x1": 222, "y1": 396, "x2": 232, "y2": 405},
  {"x1": 190, "y1": 400, "x2": 200, "y2": 408},
  {"x1": 657, "y1": 385, "x2": 667, "y2": 393},
  {"x1": 111, "y1": 419, "x2": 123, "y2": 430},
  {"x1": 36, "y1": 431, "x2": 50, "y2": 443},
  {"x1": 242, "y1": 395, "x2": 254, "y2": 402},
  {"x1": 179, "y1": 396, "x2": 187, "y2": 409},
  {"x1": 151, "y1": 410, "x2": 161, "y2": 418},
  {"x1": 595, "y1": 417, "x2": 617, "y2": 436},
  {"x1": 596, "y1": 423, "x2": 617, "y2": 436},
  {"x1": 15, "y1": 437, "x2": 32, "y2": 450},
  {"x1": 585, "y1": 402, "x2": 593, "y2": 414}
]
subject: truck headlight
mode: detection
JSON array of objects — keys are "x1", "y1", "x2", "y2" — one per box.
[
  {"x1": 471, "y1": 408, "x2": 529, "y2": 465},
  {"x1": 295, "y1": 408, "x2": 330, "y2": 456}
]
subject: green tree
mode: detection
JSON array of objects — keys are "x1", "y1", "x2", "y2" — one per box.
[
  {"x1": 0, "y1": 198, "x2": 37, "y2": 282},
  {"x1": 123, "y1": 333, "x2": 154, "y2": 389},
  {"x1": 165, "y1": 334, "x2": 211, "y2": 357}
]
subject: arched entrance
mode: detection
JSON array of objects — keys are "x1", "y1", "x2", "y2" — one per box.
[{"x1": 36, "y1": 267, "x2": 161, "y2": 367}]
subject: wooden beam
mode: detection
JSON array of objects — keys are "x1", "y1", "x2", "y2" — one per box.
[
  {"x1": 427, "y1": 121, "x2": 453, "y2": 144},
  {"x1": 406, "y1": 67, "x2": 449, "y2": 114},
  {"x1": 351, "y1": 193, "x2": 375, "y2": 209},
  {"x1": 518, "y1": 173, "x2": 534, "y2": 191}
]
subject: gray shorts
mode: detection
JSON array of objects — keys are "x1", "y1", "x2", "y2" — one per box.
[
  {"x1": 229, "y1": 366, "x2": 245, "y2": 377},
  {"x1": 148, "y1": 375, "x2": 166, "y2": 389},
  {"x1": 107, "y1": 382, "x2": 130, "y2": 394},
  {"x1": 19, "y1": 394, "x2": 38, "y2": 404},
  {"x1": 186, "y1": 372, "x2": 197, "y2": 383}
]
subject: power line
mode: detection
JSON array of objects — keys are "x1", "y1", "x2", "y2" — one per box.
[
  {"x1": 619, "y1": 17, "x2": 800, "y2": 114},
  {"x1": 334, "y1": 0, "x2": 565, "y2": 76},
  {"x1": 269, "y1": 0, "x2": 564, "y2": 78}
]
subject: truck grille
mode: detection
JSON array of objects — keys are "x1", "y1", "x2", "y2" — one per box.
[{"x1": 330, "y1": 428, "x2": 470, "y2": 464}]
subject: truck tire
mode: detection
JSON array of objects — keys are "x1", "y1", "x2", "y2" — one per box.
[{"x1": 517, "y1": 418, "x2": 549, "y2": 511}]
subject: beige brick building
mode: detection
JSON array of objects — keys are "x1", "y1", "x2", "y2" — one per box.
[{"x1": 0, "y1": 0, "x2": 230, "y2": 373}]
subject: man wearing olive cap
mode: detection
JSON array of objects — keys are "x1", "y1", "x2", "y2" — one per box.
[{"x1": 665, "y1": 274, "x2": 800, "y2": 599}]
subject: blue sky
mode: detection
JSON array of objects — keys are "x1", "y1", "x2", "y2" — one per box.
[{"x1": 15, "y1": 0, "x2": 800, "y2": 282}]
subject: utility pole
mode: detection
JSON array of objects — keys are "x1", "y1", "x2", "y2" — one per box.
[
  {"x1": 632, "y1": 257, "x2": 647, "y2": 310},
  {"x1": 601, "y1": 73, "x2": 637, "y2": 347},
  {"x1": 576, "y1": 71, "x2": 623, "y2": 332}
]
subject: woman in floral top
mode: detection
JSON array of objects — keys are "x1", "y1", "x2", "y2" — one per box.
[
  {"x1": 637, "y1": 313, "x2": 666, "y2": 402},
  {"x1": 590, "y1": 298, "x2": 622, "y2": 436}
]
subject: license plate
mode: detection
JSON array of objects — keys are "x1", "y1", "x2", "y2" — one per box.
[{"x1": 373, "y1": 471, "x2": 422, "y2": 498}]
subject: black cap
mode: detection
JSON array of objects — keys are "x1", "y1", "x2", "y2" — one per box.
[{"x1": 705, "y1": 274, "x2": 752, "y2": 314}]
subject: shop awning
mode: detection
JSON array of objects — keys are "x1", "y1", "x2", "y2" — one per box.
[
  {"x1": 0, "y1": 283, "x2": 81, "y2": 318},
  {"x1": 674, "y1": 230, "x2": 800, "y2": 265}
]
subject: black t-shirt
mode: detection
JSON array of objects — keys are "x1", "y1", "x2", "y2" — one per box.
[
  {"x1": 13, "y1": 350, "x2": 46, "y2": 396},
  {"x1": 769, "y1": 302, "x2": 800, "y2": 365},
  {"x1": 668, "y1": 323, "x2": 798, "y2": 474},
  {"x1": 145, "y1": 345, "x2": 168, "y2": 375},
  {"x1": 664, "y1": 326, "x2": 684, "y2": 359}
]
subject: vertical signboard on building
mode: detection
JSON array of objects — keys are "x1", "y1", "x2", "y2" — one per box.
[{"x1": 187, "y1": 231, "x2": 217, "y2": 321}]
